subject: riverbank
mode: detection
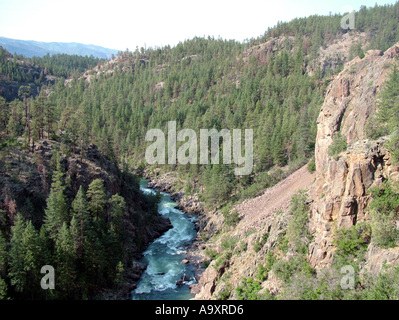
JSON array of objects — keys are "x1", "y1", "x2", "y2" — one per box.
[
  {"x1": 101, "y1": 170, "x2": 208, "y2": 300},
  {"x1": 142, "y1": 170, "x2": 208, "y2": 298},
  {"x1": 100, "y1": 228, "x2": 173, "y2": 300}
]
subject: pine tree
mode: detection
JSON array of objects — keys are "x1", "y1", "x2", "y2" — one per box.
[
  {"x1": 51, "y1": 152, "x2": 66, "y2": 191},
  {"x1": 6, "y1": 100, "x2": 22, "y2": 137},
  {"x1": 372, "y1": 64, "x2": 399, "y2": 162},
  {"x1": 87, "y1": 179, "x2": 107, "y2": 220},
  {"x1": 108, "y1": 194, "x2": 125, "y2": 232},
  {"x1": 55, "y1": 222, "x2": 76, "y2": 297},
  {"x1": 18, "y1": 86, "x2": 31, "y2": 151},
  {"x1": 70, "y1": 186, "x2": 90, "y2": 259},
  {"x1": 64, "y1": 110, "x2": 80, "y2": 154},
  {"x1": 38, "y1": 225, "x2": 54, "y2": 268},
  {"x1": 44, "y1": 96, "x2": 56, "y2": 139},
  {"x1": 8, "y1": 213, "x2": 26, "y2": 294},
  {"x1": 202, "y1": 164, "x2": 234, "y2": 208},
  {"x1": 272, "y1": 133, "x2": 287, "y2": 167},
  {"x1": 8, "y1": 214, "x2": 43, "y2": 299},
  {"x1": 0, "y1": 277, "x2": 7, "y2": 300},
  {"x1": 0, "y1": 232, "x2": 7, "y2": 278},
  {"x1": 114, "y1": 261, "x2": 124, "y2": 290},
  {"x1": 77, "y1": 109, "x2": 89, "y2": 163},
  {"x1": 107, "y1": 194, "x2": 126, "y2": 264},
  {"x1": 0, "y1": 97, "x2": 8, "y2": 132},
  {"x1": 44, "y1": 154, "x2": 69, "y2": 241},
  {"x1": 30, "y1": 98, "x2": 41, "y2": 151},
  {"x1": 377, "y1": 64, "x2": 399, "y2": 130}
]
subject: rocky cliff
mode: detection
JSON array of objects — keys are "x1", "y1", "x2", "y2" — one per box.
[
  {"x1": 192, "y1": 41, "x2": 399, "y2": 300},
  {"x1": 309, "y1": 42, "x2": 399, "y2": 272}
]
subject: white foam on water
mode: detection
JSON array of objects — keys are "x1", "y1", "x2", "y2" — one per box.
[{"x1": 132, "y1": 180, "x2": 197, "y2": 300}]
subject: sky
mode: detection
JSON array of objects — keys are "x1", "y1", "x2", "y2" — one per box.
[{"x1": 0, "y1": 0, "x2": 397, "y2": 51}]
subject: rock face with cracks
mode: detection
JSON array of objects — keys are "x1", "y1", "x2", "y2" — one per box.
[
  {"x1": 309, "y1": 42, "x2": 399, "y2": 271},
  {"x1": 192, "y1": 42, "x2": 399, "y2": 300}
]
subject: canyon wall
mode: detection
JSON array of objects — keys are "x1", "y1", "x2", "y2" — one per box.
[
  {"x1": 193, "y1": 41, "x2": 399, "y2": 300},
  {"x1": 309, "y1": 42, "x2": 399, "y2": 271}
]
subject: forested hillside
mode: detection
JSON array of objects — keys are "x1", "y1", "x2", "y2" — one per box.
[
  {"x1": 0, "y1": 47, "x2": 104, "y2": 101},
  {"x1": 0, "y1": 48, "x2": 169, "y2": 300},
  {"x1": 0, "y1": 138, "x2": 170, "y2": 299},
  {"x1": 0, "y1": 2, "x2": 399, "y2": 300},
  {"x1": 5, "y1": 2, "x2": 396, "y2": 210}
]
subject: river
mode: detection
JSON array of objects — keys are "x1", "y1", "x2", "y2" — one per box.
[{"x1": 131, "y1": 179, "x2": 198, "y2": 300}]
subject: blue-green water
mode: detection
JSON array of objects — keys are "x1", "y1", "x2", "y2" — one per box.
[{"x1": 131, "y1": 179, "x2": 198, "y2": 300}]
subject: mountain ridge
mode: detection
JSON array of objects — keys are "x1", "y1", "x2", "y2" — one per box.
[{"x1": 0, "y1": 36, "x2": 120, "y2": 59}]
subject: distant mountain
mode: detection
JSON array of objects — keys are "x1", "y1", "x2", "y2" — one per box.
[{"x1": 0, "y1": 36, "x2": 120, "y2": 59}]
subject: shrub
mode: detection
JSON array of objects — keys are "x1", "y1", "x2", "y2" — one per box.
[
  {"x1": 334, "y1": 223, "x2": 371, "y2": 256},
  {"x1": 365, "y1": 113, "x2": 388, "y2": 139},
  {"x1": 235, "y1": 277, "x2": 262, "y2": 300},
  {"x1": 369, "y1": 180, "x2": 399, "y2": 213},
  {"x1": 282, "y1": 270, "x2": 345, "y2": 300},
  {"x1": 332, "y1": 223, "x2": 371, "y2": 271},
  {"x1": 307, "y1": 158, "x2": 316, "y2": 173},
  {"x1": 272, "y1": 254, "x2": 315, "y2": 284},
  {"x1": 253, "y1": 231, "x2": 269, "y2": 252},
  {"x1": 265, "y1": 251, "x2": 277, "y2": 270},
  {"x1": 253, "y1": 241, "x2": 262, "y2": 253},
  {"x1": 223, "y1": 210, "x2": 240, "y2": 228},
  {"x1": 368, "y1": 180, "x2": 399, "y2": 248},
  {"x1": 328, "y1": 131, "x2": 347, "y2": 159},
  {"x1": 385, "y1": 131, "x2": 399, "y2": 165},
  {"x1": 216, "y1": 285, "x2": 232, "y2": 300},
  {"x1": 204, "y1": 247, "x2": 218, "y2": 260},
  {"x1": 277, "y1": 235, "x2": 289, "y2": 253},
  {"x1": 184, "y1": 181, "x2": 193, "y2": 194},
  {"x1": 221, "y1": 235, "x2": 238, "y2": 252},
  {"x1": 287, "y1": 190, "x2": 311, "y2": 252},
  {"x1": 235, "y1": 241, "x2": 247, "y2": 255},
  {"x1": 371, "y1": 210, "x2": 398, "y2": 248},
  {"x1": 214, "y1": 253, "x2": 229, "y2": 269},
  {"x1": 256, "y1": 264, "x2": 268, "y2": 281},
  {"x1": 361, "y1": 264, "x2": 399, "y2": 299}
]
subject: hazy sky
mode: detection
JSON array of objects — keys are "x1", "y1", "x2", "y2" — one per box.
[{"x1": 0, "y1": 0, "x2": 397, "y2": 51}]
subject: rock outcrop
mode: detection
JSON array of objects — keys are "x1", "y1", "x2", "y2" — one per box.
[
  {"x1": 143, "y1": 170, "x2": 204, "y2": 214},
  {"x1": 192, "y1": 41, "x2": 399, "y2": 300},
  {"x1": 309, "y1": 42, "x2": 399, "y2": 270},
  {"x1": 193, "y1": 165, "x2": 315, "y2": 300}
]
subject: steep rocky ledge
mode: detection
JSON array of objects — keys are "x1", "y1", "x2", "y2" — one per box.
[
  {"x1": 191, "y1": 41, "x2": 399, "y2": 300},
  {"x1": 309, "y1": 42, "x2": 399, "y2": 272}
]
